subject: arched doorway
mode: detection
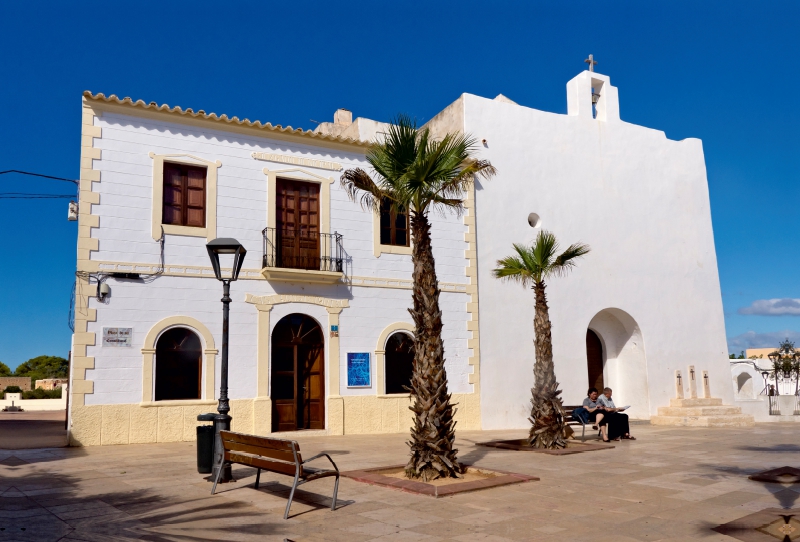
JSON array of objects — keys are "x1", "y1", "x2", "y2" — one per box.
[
  {"x1": 271, "y1": 314, "x2": 325, "y2": 432},
  {"x1": 385, "y1": 332, "x2": 415, "y2": 394},
  {"x1": 155, "y1": 328, "x2": 202, "y2": 401},
  {"x1": 586, "y1": 309, "x2": 649, "y2": 418},
  {"x1": 586, "y1": 329, "x2": 604, "y2": 392}
]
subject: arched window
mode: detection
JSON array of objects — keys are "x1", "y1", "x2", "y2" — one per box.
[
  {"x1": 385, "y1": 332, "x2": 415, "y2": 394},
  {"x1": 155, "y1": 328, "x2": 202, "y2": 401}
]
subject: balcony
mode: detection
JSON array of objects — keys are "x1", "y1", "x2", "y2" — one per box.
[{"x1": 261, "y1": 227, "x2": 344, "y2": 284}]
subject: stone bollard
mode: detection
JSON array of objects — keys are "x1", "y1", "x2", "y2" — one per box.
[
  {"x1": 688, "y1": 365, "x2": 698, "y2": 399},
  {"x1": 702, "y1": 370, "x2": 711, "y2": 398}
]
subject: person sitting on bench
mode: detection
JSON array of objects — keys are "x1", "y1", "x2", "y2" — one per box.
[
  {"x1": 597, "y1": 387, "x2": 636, "y2": 441},
  {"x1": 573, "y1": 387, "x2": 606, "y2": 430}
]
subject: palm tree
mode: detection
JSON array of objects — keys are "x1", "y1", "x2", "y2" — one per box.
[
  {"x1": 340, "y1": 116, "x2": 496, "y2": 480},
  {"x1": 493, "y1": 231, "x2": 590, "y2": 449}
]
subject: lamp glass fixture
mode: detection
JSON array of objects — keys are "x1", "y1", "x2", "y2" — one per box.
[{"x1": 206, "y1": 238, "x2": 247, "y2": 281}]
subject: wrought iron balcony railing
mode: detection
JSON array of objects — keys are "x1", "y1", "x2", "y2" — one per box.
[{"x1": 262, "y1": 227, "x2": 343, "y2": 273}]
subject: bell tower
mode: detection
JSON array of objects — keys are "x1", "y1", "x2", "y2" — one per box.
[{"x1": 566, "y1": 57, "x2": 620, "y2": 122}]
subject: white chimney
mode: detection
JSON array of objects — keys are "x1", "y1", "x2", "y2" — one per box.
[{"x1": 334, "y1": 108, "x2": 352, "y2": 126}]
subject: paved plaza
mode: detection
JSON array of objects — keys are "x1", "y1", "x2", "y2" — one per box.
[{"x1": 2, "y1": 422, "x2": 800, "y2": 541}]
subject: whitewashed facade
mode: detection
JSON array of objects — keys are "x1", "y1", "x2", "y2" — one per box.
[
  {"x1": 422, "y1": 70, "x2": 736, "y2": 427},
  {"x1": 70, "y1": 69, "x2": 737, "y2": 445},
  {"x1": 69, "y1": 95, "x2": 477, "y2": 445}
]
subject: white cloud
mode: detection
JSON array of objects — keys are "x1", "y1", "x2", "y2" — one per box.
[
  {"x1": 738, "y1": 298, "x2": 800, "y2": 316},
  {"x1": 728, "y1": 330, "x2": 800, "y2": 351}
]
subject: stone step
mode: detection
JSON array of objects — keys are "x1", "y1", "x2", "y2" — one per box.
[
  {"x1": 669, "y1": 398, "x2": 722, "y2": 407},
  {"x1": 657, "y1": 406, "x2": 744, "y2": 417},
  {"x1": 650, "y1": 414, "x2": 755, "y2": 428}
]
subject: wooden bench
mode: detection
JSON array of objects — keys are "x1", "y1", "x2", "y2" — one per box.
[
  {"x1": 564, "y1": 405, "x2": 591, "y2": 442},
  {"x1": 211, "y1": 430, "x2": 340, "y2": 519}
]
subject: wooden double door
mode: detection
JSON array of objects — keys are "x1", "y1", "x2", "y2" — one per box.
[
  {"x1": 271, "y1": 314, "x2": 325, "y2": 432},
  {"x1": 276, "y1": 179, "x2": 320, "y2": 270}
]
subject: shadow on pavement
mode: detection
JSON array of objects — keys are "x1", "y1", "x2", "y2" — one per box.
[
  {"x1": 0, "y1": 411, "x2": 68, "y2": 450},
  {"x1": 0, "y1": 462, "x2": 295, "y2": 541}
]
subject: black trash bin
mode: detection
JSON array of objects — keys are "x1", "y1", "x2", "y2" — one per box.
[{"x1": 196, "y1": 413, "x2": 216, "y2": 474}]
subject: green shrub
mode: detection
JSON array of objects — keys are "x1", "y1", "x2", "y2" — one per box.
[
  {"x1": 3, "y1": 386, "x2": 23, "y2": 397},
  {"x1": 22, "y1": 388, "x2": 62, "y2": 400}
]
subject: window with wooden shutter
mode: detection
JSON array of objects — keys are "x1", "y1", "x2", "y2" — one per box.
[
  {"x1": 162, "y1": 163, "x2": 207, "y2": 228},
  {"x1": 379, "y1": 197, "x2": 409, "y2": 247}
]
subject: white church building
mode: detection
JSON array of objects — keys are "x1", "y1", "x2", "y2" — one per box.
[{"x1": 68, "y1": 68, "x2": 749, "y2": 446}]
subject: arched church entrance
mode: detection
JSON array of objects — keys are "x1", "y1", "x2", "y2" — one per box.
[
  {"x1": 385, "y1": 331, "x2": 415, "y2": 394},
  {"x1": 155, "y1": 327, "x2": 202, "y2": 401},
  {"x1": 271, "y1": 313, "x2": 325, "y2": 432},
  {"x1": 586, "y1": 329, "x2": 604, "y2": 391},
  {"x1": 586, "y1": 309, "x2": 649, "y2": 418}
]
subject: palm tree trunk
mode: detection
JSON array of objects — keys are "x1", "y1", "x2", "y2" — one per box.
[
  {"x1": 405, "y1": 210, "x2": 461, "y2": 481},
  {"x1": 528, "y1": 281, "x2": 568, "y2": 448}
]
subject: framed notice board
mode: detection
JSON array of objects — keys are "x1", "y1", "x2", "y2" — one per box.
[{"x1": 347, "y1": 352, "x2": 371, "y2": 387}]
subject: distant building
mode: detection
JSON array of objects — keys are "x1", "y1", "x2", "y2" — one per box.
[
  {"x1": 35, "y1": 379, "x2": 69, "y2": 390},
  {"x1": 0, "y1": 377, "x2": 31, "y2": 391},
  {"x1": 745, "y1": 348, "x2": 773, "y2": 359}
]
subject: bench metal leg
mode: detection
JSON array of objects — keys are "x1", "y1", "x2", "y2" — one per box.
[
  {"x1": 211, "y1": 461, "x2": 223, "y2": 495},
  {"x1": 254, "y1": 468, "x2": 261, "y2": 490},
  {"x1": 581, "y1": 424, "x2": 586, "y2": 442},
  {"x1": 284, "y1": 473, "x2": 300, "y2": 520},
  {"x1": 331, "y1": 474, "x2": 339, "y2": 512}
]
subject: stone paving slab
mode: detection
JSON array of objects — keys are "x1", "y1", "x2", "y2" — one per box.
[{"x1": 1, "y1": 424, "x2": 800, "y2": 540}]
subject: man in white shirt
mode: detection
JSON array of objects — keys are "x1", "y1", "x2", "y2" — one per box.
[{"x1": 598, "y1": 388, "x2": 636, "y2": 441}]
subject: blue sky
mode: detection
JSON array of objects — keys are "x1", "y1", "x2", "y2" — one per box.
[{"x1": 0, "y1": 1, "x2": 797, "y2": 370}]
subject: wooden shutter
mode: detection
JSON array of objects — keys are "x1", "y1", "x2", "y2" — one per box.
[
  {"x1": 162, "y1": 163, "x2": 207, "y2": 227},
  {"x1": 162, "y1": 164, "x2": 185, "y2": 225},
  {"x1": 185, "y1": 167, "x2": 206, "y2": 227}
]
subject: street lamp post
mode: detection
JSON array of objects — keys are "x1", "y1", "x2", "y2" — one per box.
[{"x1": 206, "y1": 238, "x2": 247, "y2": 483}]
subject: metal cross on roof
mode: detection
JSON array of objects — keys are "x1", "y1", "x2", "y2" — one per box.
[{"x1": 585, "y1": 54, "x2": 597, "y2": 72}]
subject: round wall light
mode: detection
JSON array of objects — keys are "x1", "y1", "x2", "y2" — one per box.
[{"x1": 527, "y1": 213, "x2": 540, "y2": 228}]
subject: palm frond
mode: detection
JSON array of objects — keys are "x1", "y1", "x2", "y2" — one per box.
[
  {"x1": 551, "y1": 242, "x2": 591, "y2": 277},
  {"x1": 493, "y1": 243, "x2": 538, "y2": 287},
  {"x1": 531, "y1": 231, "x2": 559, "y2": 271},
  {"x1": 339, "y1": 168, "x2": 385, "y2": 213},
  {"x1": 494, "y1": 233, "x2": 590, "y2": 285}
]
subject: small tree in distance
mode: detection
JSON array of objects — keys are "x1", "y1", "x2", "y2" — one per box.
[
  {"x1": 493, "y1": 231, "x2": 590, "y2": 449},
  {"x1": 14, "y1": 355, "x2": 68, "y2": 389}
]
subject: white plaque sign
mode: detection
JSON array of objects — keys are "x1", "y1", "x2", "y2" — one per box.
[{"x1": 103, "y1": 327, "x2": 132, "y2": 347}]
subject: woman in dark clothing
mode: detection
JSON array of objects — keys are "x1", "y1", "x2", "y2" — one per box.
[
  {"x1": 597, "y1": 387, "x2": 636, "y2": 441},
  {"x1": 573, "y1": 387, "x2": 608, "y2": 438}
]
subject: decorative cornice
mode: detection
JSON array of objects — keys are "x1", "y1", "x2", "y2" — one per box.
[
  {"x1": 85, "y1": 260, "x2": 470, "y2": 292},
  {"x1": 252, "y1": 152, "x2": 342, "y2": 171},
  {"x1": 245, "y1": 293, "x2": 349, "y2": 309}
]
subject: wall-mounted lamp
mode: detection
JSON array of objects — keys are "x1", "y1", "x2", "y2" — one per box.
[
  {"x1": 68, "y1": 201, "x2": 78, "y2": 221},
  {"x1": 98, "y1": 282, "x2": 110, "y2": 299}
]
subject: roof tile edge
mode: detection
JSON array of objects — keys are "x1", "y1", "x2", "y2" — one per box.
[{"x1": 82, "y1": 91, "x2": 371, "y2": 147}]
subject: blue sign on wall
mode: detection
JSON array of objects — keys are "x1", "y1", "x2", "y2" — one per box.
[{"x1": 347, "y1": 352, "x2": 371, "y2": 387}]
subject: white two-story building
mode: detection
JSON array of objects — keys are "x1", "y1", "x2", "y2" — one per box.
[{"x1": 69, "y1": 68, "x2": 739, "y2": 445}]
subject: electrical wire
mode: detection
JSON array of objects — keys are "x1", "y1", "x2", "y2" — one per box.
[
  {"x1": 1, "y1": 170, "x2": 79, "y2": 201},
  {"x1": 0, "y1": 193, "x2": 76, "y2": 199},
  {"x1": 0, "y1": 170, "x2": 79, "y2": 185},
  {"x1": 73, "y1": 227, "x2": 166, "y2": 307}
]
